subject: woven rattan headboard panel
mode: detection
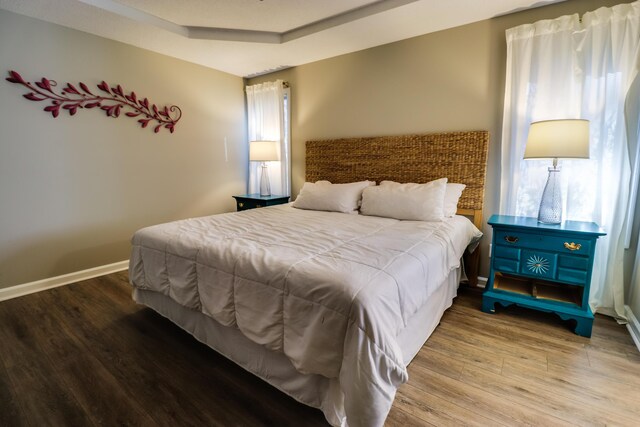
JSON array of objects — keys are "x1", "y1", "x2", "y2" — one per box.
[{"x1": 306, "y1": 131, "x2": 489, "y2": 213}]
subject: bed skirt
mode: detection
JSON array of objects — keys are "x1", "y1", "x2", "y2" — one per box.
[{"x1": 132, "y1": 267, "x2": 461, "y2": 426}]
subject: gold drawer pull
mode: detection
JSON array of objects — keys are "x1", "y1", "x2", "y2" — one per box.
[
  {"x1": 238, "y1": 202, "x2": 244, "y2": 208},
  {"x1": 504, "y1": 236, "x2": 519, "y2": 244},
  {"x1": 564, "y1": 242, "x2": 582, "y2": 251}
]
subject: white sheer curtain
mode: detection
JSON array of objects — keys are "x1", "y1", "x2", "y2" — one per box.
[
  {"x1": 500, "y1": 2, "x2": 640, "y2": 319},
  {"x1": 246, "y1": 80, "x2": 291, "y2": 196}
]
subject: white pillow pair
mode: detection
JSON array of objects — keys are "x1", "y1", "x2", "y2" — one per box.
[
  {"x1": 360, "y1": 179, "x2": 465, "y2": 221},
  {"x1": 292, "y1": 179, "x2": 465, "y2": 220},
  {"x1": 292, "y1": 180, "x2": 374, "y2": 214}
]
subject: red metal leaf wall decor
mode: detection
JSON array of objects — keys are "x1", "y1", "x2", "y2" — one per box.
[{"x1": 5, "y1": 71, "x2": 182, "y2": 133}]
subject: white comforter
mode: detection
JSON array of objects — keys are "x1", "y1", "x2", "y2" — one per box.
[{"x1": 129, "y1": 204, "x2": 481, "y2": 426}]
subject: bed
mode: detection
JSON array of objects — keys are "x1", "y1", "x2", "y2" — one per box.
[{"x1": 128, "y1": 131, "x2": 489, "y2": 427}]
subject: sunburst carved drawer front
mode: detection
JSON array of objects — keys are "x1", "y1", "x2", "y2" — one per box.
[{"x1": 520, "y1": 250, "x2": 557, "y2": 280}]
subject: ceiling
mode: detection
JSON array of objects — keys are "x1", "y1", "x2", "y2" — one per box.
[{"x1": 0, "y1": 0, "x2": 565, "y2": 77}]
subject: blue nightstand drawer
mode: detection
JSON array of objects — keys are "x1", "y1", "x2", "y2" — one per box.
[
  {"x1": 494, "y1": 258, "x2": 519, "y2": 273},
  {"x1": 494, "y1": 245, "x2": 520, "y2": 260},
  {"x1": 558, "y1": 255, "x2": 588, "y2": 270},
  {"x1": 557, "y1": 268, "x2": 587, "y2": 286},
  {"x1": 520, "y1": 250, "x2": 557, "y2": 279},
  {"x1": 495, "y1": 230, "x2": 592, "y2": 254}
]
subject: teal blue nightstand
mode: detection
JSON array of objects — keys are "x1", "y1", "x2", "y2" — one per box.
[{"x1": 482, "y1": 215, "x2": 605, "y2": 337}]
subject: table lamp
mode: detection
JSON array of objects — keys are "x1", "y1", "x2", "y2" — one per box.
[
  {"x1": 249, "y1": 140, "x2": 279, "y2": 196},
  {"x1": 523, "y1": 119, "x2": 590, "y2": 224}
]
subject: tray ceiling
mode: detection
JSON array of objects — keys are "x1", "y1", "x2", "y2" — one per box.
[{"x1": 0, "y1": 0, "x2": 566, "y2": 77}]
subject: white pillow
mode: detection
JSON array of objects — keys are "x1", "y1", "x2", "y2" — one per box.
[
  {"x1": 361, "y1": 178, "x2": 448, "y2": 221},
  {"x1": 379, "y1": 180, "x2": 465, "y2": 217},
  {"x1": 292, "y1": 180, "x2": 374, "y2": 213},
  {"x1": 444, "y1": 183, "x2": 466, "y2": 217}
]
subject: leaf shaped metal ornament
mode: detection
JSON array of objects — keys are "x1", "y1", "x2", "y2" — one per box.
[
  {"x1": 97, "y1": 81, "x2": 110, "y2": 93},
  {"x1": 79, "y1": 82, "x2": 93, "y2": 95},
  {"x1": 5, "y1": 71, "x2": 181, "y2": 134},
  {"x1": 64, "y1": 83, "x2": 80, "y2": 95},
  {"x1": 44, "y1": 104, "x2": 60, "y2": 118},
  {"x1": 6, "y1": 71, "x2": 26, "y2": 84},
  {"x1": 36, "y1": 78, "x2": 53, "y2": 92},
  {"x1": 23, "y1": 93, "x2": 46, "y2": 101}
]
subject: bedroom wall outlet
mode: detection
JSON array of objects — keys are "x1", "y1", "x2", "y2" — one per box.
[
  {"x1": 224, "y1": 137, "x2": 229, "y2": 162},
  {"x1": 489, "y1": 243, "x2": 492, "y2": 258}
]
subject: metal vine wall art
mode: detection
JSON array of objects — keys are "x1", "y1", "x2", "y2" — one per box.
[{"x1": 5, "y1": 71, "x2": 182, "y2": 133}]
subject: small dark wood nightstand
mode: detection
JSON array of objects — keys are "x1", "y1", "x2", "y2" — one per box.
[
  {"x1": 482, "y1": 215, "x2": 605, "y2": 337},
  {"x1": 232, "y1": 194, "x2": 290, "y2": 211}
]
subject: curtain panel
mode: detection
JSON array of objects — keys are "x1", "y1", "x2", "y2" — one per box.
[
  {"x1": 246, "y1": 80, "x2": 291, "y2": 197},
  {"x1": 500, "y1": 2, "x2": 640, "y2": 319}
]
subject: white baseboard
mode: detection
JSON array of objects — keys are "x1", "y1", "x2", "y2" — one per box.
[
  {"x1": 0, "y1": 260, "x2": 129, "y2": 302},
  {"x1": 625, "y1": 305, "x2": 640, "y2": 353},
  {"x1": 477, "y1": 276, "x2": 488, "y2": 288}
]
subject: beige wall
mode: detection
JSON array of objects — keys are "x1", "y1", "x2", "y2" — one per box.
[
  {"x1": 248, "y1": 0, "x2": 633, "y2": 279},
  {"x1": 0, "y1": 10, "x2": 247, "y2": 288}
]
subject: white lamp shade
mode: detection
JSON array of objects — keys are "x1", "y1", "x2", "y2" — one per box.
[
  {"x1": 250, "y1": 140, "x2": 279, "y2": 162},
  {"x1": 524, "y1": 119, "x2": 590, "y2": 159}
]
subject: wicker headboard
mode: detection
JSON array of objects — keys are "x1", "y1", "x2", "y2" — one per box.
[{"x1": 306, "y1": 131, "x2": 489, "y2": 228}]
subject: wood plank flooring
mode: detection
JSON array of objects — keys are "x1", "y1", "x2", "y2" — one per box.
[{"x1": 0, "y1": 271, "x2": 638, "y2": 426}]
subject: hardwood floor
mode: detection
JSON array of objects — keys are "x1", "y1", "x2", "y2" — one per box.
[{"x1": 0, "y1": 271, "x2": 638, "y2": 426}]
